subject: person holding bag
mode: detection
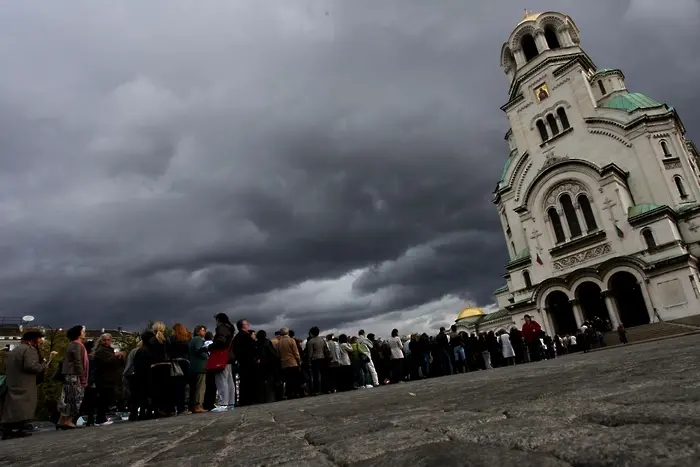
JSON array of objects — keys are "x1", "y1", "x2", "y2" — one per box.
[
  {"x1": 207, "y1": 313, "x2": 235, "y2": 412},
  {"x1": 149, "y1": 321, "x2": 174, "y2": 417},
  {"x1": 57, "y1": 325, "x2": 88, "y2": 429}
]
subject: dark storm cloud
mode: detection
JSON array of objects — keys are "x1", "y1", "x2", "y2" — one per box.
[{"x1": 0, "y1": 1, "x2": 698, "y2": 332}]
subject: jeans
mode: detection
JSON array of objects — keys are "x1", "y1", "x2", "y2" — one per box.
[
  {"x1": 365, "y1": 357, "x2": 379, "y2": 386},
  {"x1": 215, "y1": 364, "x2": 236, "y2": 407},
  {"x1": 453, "y1": 346, "x2": 466, "y2": 363}
]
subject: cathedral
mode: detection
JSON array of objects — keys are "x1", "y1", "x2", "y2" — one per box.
[{"x1": 456, "y1": 11, "x2": 700, "y2": 336}]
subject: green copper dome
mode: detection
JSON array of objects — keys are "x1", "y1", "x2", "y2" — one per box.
[
  {"x1": 602, "y1": 93, "x2": 664, "y2": 113},
  {"x1": 628, "y1": 203, "x2": 663, "y2": 217}
]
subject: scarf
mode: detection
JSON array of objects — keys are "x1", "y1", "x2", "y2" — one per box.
[{"x1": 76, "y1": 340, "x2": 89, "y2": 388}]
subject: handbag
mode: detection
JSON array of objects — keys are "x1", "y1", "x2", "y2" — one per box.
[
  {"x1": 169, "y1": 360, "x2": 184, "y2": 377},
  {"x1": 205, "y1": 337, "x2": 233, "y2": 372}
]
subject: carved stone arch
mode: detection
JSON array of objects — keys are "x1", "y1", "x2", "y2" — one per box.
[
  {"x1": 536, "y1": 14, "x2": 566, "y2": 32},
  {"x1": 501, "y1": 43, "x2": 516, "y2": 71},
  {"x1": 542, "y1": 180, "x2": 590, "y2": 213},
  {"x1": 521, "y1": 159, "x2": 604, "y2": 211},
  {"x1": 515, "y1": 161, "x2": 534, "y2": 202},
  {"x1": 587, "y1": 129, "x2": 633, "y2": 148},
  {"x1": 530, "y1": 100, "x2": 573, "y2": 130},
  {"x1": 535, "y1": 282, "x2": 572, "y2": 312},
  {"x1": 506, "y1": 152, "x2": 530, "y2": 189},
  {"x1": 567, "y1": 19, "x2": 581, "y2": 44},
  {"x1": 510, "y1": 25, "x2": 537, "y2": 50}
]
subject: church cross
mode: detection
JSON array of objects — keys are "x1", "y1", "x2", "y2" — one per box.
[
  {"x1": 602, "y1": 198, "x2": 617, "y2": 223},
  {"x1": 530, "y1": 229, "x2": 544, "y2": 252}
]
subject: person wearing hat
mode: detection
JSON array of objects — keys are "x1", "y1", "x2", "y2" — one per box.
[
  {"x1": 521, "y1": 315, "x2": 543, "y2": 362},
  {"x1": 0, "y1": 331, "x2": 55, "y2": 440}
]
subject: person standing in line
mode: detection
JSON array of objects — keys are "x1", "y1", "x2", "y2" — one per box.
[
  {"x1": 169, "y1": 323, "x2": 192, "y2": 415},
  {"x1": 337, "y1": 334, "x2": 354, "y2": 391},
  {"x1": 188, "y1": 325, "x2": 209, "y2": 413},
  {"x1": 149, "y1": 321, "x2": 173, "y2": 417},
  {"x1": 521, "y1": 315, "x2": 543, "y2": 362},
  {"x1": 449, "y1": 326, "x2": 466, "y2": 374},
  {"x1": 233, "y1": 319, "x2": 257, "y2": 407},
  {"x1": 131, "y1": 331, "x2": 155, "y2": 420},
  {"x1": 498, "y1": 330, "x2": 515, "y2": 366},
  {"x1": 209, "y1": 313, "x2": 236, "y2": 412},
  {"x1": 357, "y1": 330, "x2": 378, "y2": 387},
  {"x1": 94, "y1": 333, "x2": 125, "y2": 426},
  {"x1": 278, "y1": 328, "x2": 301, "y2": 399},
  {"x1": 57, "y1": 325, "x2": 88, "y2": 429},
  {"x1": 306, "y1": 326, "x2": 330, "y2": 396},
  {"x1": 0, "y1": 331, "x2": 53, "y2": 440},
  {"x1": 202, "y1": 331, "x2": 217, "y2": 411},
  {"x1": 388, "y1": 329, "x2": 404, "y2": 384}
]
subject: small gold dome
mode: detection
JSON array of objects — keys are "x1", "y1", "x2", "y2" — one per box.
[
  {"x1": 517, "y1": 10, "x2": 542, "y2": 26},
  {"x1": 456, "y1": 307, "x2": 486, "y2": 321}
]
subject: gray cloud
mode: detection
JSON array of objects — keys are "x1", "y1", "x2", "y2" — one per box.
[{"x1": 0, "y1": 1, "x2": 698, "y2": 334}]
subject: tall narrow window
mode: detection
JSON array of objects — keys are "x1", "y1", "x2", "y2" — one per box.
[
  {"x1": 661, "y1": 141, "x2": 671, "y2": 157},
  {"x1": 557, "y1": 107, "x2": 570, "y2": 130},
  {"x1": 521, "y1": 34, "x2": 538, "y2": 61},
  {"x1": 544, "y1": 27, "x2": 561, "y2": 49},
  {"x1": 511, "y1": 241, "x2": 517, "y2": 256},
  {"x1": 523, "y1": 270, "x2": 533, "y2": 288},
  {"x1": 560, "y1": 194, "x2": 582, "y2": 238},
  {"x1": 675, "y1": 176, "x2": 688, "y2": 198},
  {"x1": 536, "y1": 120, "x2": 549, "y2": 142},
  {"x1": 548, "y1": 207, "x2": 566, "y2": 244},
  {"x1": 690, "y1": 275, "x2": 700, "y2": 299},
  {"x1": 642, "y1": 229, "x2": 657, "y2": 249},
  {"x1": 578, "y1": 195, "x2": 598, "y2": 231},
  {"x1": 598, "y1": 80, "x2": 606, "y2": 95},
  {"x1": 547, "y1": 114, "x2": 560, "y2": 136}
]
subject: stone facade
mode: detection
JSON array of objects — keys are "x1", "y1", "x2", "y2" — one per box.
[{"x1": 462, "y1": 11, "x2": 700, "y2": 336}]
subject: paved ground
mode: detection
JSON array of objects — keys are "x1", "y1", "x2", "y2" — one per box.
[{"x1": 3, "y1": 334, "x2": 700, "y2": 467}]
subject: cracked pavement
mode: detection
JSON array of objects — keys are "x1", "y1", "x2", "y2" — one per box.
[{"x1": 2, "y1": 334, "x2": 700, "y2": 466}]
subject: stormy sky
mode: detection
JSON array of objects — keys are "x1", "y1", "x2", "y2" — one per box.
[{"x1": 0, "y1": 1, "x2": 698, "y2": 335}]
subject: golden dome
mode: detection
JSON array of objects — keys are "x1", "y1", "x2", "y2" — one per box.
[
  {"x1": 456, "y1": 307, "x2": 486, "y2": 321},
  {"x1": 517, "y1": 10, "x2": 542, "y2": 26}
]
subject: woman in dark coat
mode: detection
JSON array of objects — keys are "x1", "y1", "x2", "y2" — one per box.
[
  {"x1": 168, "y1": 323, "x2": 191, "y2": 414},
  {"x1": 149, "y1": 321, "x2": 173, "y2": 417},
  {"x1": 94, "y1": 333, "x2": 125, "y2": 425},
  {"x1": 0, "y1": 331, "x2": 51, "y2": 439}
]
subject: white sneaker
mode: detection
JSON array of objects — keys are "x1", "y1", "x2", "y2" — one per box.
[
  {"x1": 365, "y1": 384, "x2": 374, "y2": 389},
  {"x1": 211, "y1": 406, "x2": 228, "y2": 413},
  {"x1": 226, "y1": 405, "x2": 235, "y2": 411},
  {"x1": 95, "y1": 421, "x2": 113, "y2": 427}
]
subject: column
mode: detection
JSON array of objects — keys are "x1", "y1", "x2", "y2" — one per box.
[
  {"x1": 569, "y1": 298, "x2": 584, "y2": 328},
  {"x1": 559, "y1": 207, "x2": 572, "y2": 242},
  {"x1": 602, "y1": 290, "x2": 620, "y2": 329},
  {"x1": 534, "y1": 29, "x2": 548, "y2": 52},
  {"x1": 558, "y1": 27, "x2": 574, "y2": 47},
  {"x1": 574, "y1": 202, "x2": 588, "y2": 235},
  {"x1": 540, "y1": 307, "x2": 554, "y2": 336},
  {"x1": 512, "y1": 47, "x2": 526, "y2": 68},
  {"x1": 638, "y1": 279, "x2": 658, "y2": 323}
]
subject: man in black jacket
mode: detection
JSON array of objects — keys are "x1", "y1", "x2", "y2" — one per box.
[{"x1": 233, "y1": 319, "x2": 257, "y2": 407}]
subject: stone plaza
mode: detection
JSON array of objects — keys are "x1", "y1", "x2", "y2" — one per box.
[{"x1": 3, "y1": 334, "x2": 700, "y2": 466}]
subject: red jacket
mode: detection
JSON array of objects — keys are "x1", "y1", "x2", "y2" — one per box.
[{"x1": 521, "y1": 320, "x2": 542, "y2": 344}]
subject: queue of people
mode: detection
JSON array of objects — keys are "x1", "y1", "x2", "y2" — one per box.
[{"x1": 0, "y1": 312, "x2": 619, "y2": 440}]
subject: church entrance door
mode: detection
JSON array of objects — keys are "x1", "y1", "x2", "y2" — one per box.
[
  {"x1": 545, "y1": 291, "x2": 578, "y2": 335},
  {"x1": 609, "y1": 271, "x2": 650, "y2": 327},
  {"x1": 576, "y1": 281, "x2": 609, "y2": 322}
]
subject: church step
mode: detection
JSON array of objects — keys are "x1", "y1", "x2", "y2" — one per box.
[{"x1": 602, "y1": 322, "x2": 695, "y2": 347}]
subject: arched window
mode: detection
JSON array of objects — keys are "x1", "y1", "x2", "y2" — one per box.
[
  {"x1": 544, "y1": 27, "x2": 561, "y2": 50},
  {"x1": 536, "y1": 119, "x2": 549, "y2": 142},
  {"x1": 578, "y1": 195, "x2": 598, "y2": 231},
  {"x1": 661, "y1": 141, "x2": 671, "y2": 157},
  {"x1": 642, "y1": 229, "x2": 657, "y2": 249},
  {"x1": 598, "y1": 80, "x2": 606, "y2": 95},
  {"x1": 521, "y1": 34, "x2": 539, "y2": 61},
  {"x1": 546, "y1": 114, "x2": 560, "y2": 136},
  {"x1": 560, "y1": 194, "x2": 582, "y2": 238},
  {"x1": 674, "y1": 176, "x2": 688, "y2": 198},
  {"x1": 523, "y1": 270, "x2": 533, "y2": 288},
  {"x1": 557, "y1": 107, "x2": 570, "y2": 130},
  {"x1": 548, "y1": 207, "x2": 566, "y2": 244}
]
